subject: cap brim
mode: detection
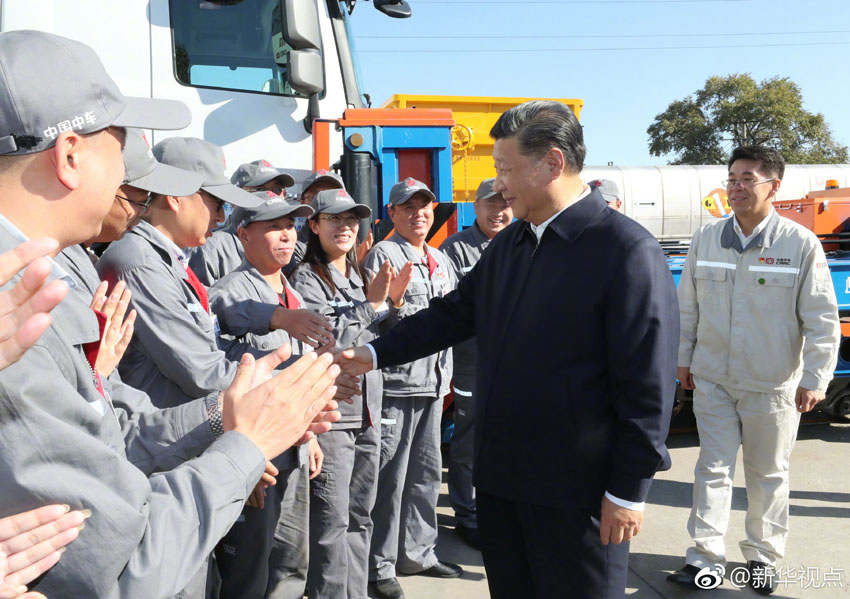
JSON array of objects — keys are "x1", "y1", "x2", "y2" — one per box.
[
  {"x1": 394, "y1": 189, "x2": 436, "y2": 205},
  {"x1": 112, "y1": 97, "x2": 192, "y2": 131},
  {"x1": 126, "y1": 163, "x2": 203, "y2": 196},
  {"x1": 203, "y1": 183, "x2": 265, "y2": 208},
  {"x1": 305, "y1": 175, "x2": 344, "y2": 192},
  {"x1": 245, "y1": 170, "x2": 296, "y2": 188},
  {"x1": 321, "y1": 203, "x2": 372, "y2": 218},
  {"x1": 242, "y1": 205, "x2": 315, "y2": 227},
  {"x1": 477, "y1": 189, "x2": 502, "y2": 201}
]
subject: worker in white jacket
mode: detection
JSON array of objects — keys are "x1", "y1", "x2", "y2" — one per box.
[{"x1": 668, "y1": 146, "x2": 840, "y2": 596}]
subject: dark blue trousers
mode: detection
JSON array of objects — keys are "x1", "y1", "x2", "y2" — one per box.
[{"x1": 477, "y1": 491, "x2": 630, "y2": 599}]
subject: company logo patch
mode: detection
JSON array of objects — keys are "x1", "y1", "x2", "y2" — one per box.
[{"x1": 261, "y1": 159, "x2": 272, "y2": 167}]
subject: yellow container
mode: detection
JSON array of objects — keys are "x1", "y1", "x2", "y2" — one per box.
[{"x1": 382, "y1": 95, "x2": 584, "y2": 202}]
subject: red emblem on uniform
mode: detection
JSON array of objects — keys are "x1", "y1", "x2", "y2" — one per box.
[
  {"x1": 262, "y1": 160, "x2": 272, "y2": 167},
  {"x1": 766, "y1": 257, "x2": 775, "y2": 264},
  {"x1": 406, "y1": 178, "x2": 416, "y2": 187},
  {"x1": 318, "y1": 169, "x2": 328, "y2": 175},
  {"x1": 759, "y1": 257, "x2": 766, "y2": 264},
  {"x1": 267, "y1": 190, "x2": 277, "y2": 198},
  {"x1": 338, "y1": 190, "x2": 347, "y2": 198}
]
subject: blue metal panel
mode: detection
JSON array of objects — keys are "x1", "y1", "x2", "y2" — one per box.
[
  {"x1": 458, "y1": 203, "x2": 477, "y2": 229},
  {"x1": 828, "y1": 259, "x2": 850, "y2": 311},
  {"x1": 343, "y1": 124, "x2": 453, "y2": 221}
]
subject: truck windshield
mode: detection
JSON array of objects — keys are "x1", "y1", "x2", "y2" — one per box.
[{"x1": 169, "y1": 0, "x2": 307, "y2": 97}]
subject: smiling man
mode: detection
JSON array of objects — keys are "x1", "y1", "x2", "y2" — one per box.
[
  {"x1": 361, "y1": 178, "x2": 461, "y2": 599},
  {"x1": 338, "y1": 101, "x2": 679, "y2": 599},
  {"x1": 670, "y1": 146, "x2": 839, "y2": 595},
  {"x1": 438, "y1": 178, "x2": 512, "y2": 549}
]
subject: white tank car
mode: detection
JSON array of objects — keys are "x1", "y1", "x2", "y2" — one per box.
[{"x1": 581, "y1": 165, "x2": 850, "y2": 242}]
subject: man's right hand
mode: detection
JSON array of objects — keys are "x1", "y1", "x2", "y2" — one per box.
[
  {"x1": 0, "y1": 238, "x2": 70, "y2": 371},
  {"x1": 269, "y1": 307, "x2": 334, "y2": 348},
  {"x1": 336, "y1": 346, "x2": 375, "y2": 377},
  {"x1": 221, "y1": 347, "x2": 341, "y2": 460},
  {"x1": 677, "y1": 366, "x2": 694, "y2": 390},
  {"x1": 0, "y1": 504, "x2": 89, "y2": 595},
  {"x1": 367, "y1": 261, "x2": 393, "y2": 310}
]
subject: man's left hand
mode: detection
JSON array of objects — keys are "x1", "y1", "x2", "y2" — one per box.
[
  {"x1": 599, "y1": 496, "x2": 643, "y2": 545},
  {"x1": 795, "y1": 387, "x2": 824, "y2": 413}
]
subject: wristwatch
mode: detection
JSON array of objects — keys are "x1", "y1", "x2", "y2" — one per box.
[{"x1": 205, "y1": 394, "x2": 224, "y2": 438}]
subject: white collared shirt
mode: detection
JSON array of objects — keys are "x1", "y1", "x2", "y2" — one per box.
[
  {"x1": 733, "y1": 209, "x2": 774, "y2": 247},
  {"x1": 529, "y1": 186, "x2": 592, "y2": 243}
]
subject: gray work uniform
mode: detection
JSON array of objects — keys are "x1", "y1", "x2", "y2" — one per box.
[
  {"x1": 361, "y1": 234, "x2": 456, "y2": 580},
  {"x1": 291, "y1": 262, "x2": 384, "y2": 599},
  {"x1": 56, "y1": 244, "x2": 217, "y2": 475},
  {"x1": 0, "y1": 229, "x2": 265, "y2": 599},
  {"x1": 439, "y1": 222, "x2": 491, "y2": 529},
  {"x1": 98, "y1": 220, "x2": 239, "y2": 408},
  {"x1": 209, "y1": 263, "x2": 310, "y2": 599},
  {"x1": 186, "y1": 223, "x2": 245, "y2": 287}
]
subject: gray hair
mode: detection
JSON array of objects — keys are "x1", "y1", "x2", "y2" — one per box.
[{"x1": 489, "y1": 100, "x2": 585, "y2": 174}]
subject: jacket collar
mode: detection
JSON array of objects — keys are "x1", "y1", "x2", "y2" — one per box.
[
  {"x1": 57, "y1": 244, "x2": 102, "y2": 296},
  {"x1": 468, "y1": 222, "x2": 491, "y2": 247},
  {"x1": 389, "y1": 231, "x2": 434, "y2": 262},
  {"x1": 231, "y1": 259, "x2": 280, "y2": 302},
  {"x1": 515, "y1": 187, "x2": 608, "y2": 246},
  {"x1": 0, "y1": 227, "x2": 99, "y2": 346},
  {"x1": 131, "y1": 220, "x2": 189, "y2": 279},
  {"x1": 328, "y1": 261, "x2": 364, "y2": 291},
  {"x1": 720, "y1": 210, "x2": 780, "y2": 252}
]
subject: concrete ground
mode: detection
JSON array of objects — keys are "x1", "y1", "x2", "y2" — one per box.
[{"x1": 384, "y1": 419, "x2": 850, "y2": 599}]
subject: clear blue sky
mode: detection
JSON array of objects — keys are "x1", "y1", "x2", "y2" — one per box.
[{"x1": 346, "y1": 0, "x2": 850, "y2": 166}]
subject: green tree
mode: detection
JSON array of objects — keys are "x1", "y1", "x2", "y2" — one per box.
[{"x1": 647, "y1": 74, "x2": 849, "y2": 165}]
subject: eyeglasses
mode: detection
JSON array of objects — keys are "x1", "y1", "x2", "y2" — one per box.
[
  {"x1": 116, "y1": 192, "x2": 152, "y2": 213},
  {"x1": 321, "y1": 215, "x2": 360, "y2": 228},
  {"x1": 722, "y1": 178, "x2": 776, "y2": 189}
]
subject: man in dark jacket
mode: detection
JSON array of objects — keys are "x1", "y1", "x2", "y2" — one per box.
[{"x1": 338, "y1": 100, "x2": 679, "y2": 599}]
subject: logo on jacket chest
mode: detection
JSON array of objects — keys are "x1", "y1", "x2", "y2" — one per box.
[{"x1": 758, "y1": 257, "x2": 791, "y2": 266}]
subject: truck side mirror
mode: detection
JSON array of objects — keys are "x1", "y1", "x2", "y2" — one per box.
[
  {"x1": 277, "y1": 0, "x2": 325, "y2": 131},
  {"x1": 374, "y1": 0, "x2": 412, "y2": 18}
]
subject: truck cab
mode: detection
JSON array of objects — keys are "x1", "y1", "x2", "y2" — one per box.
[{"x1": 0, "y1": 0, "x2": 375, "y2": 187}]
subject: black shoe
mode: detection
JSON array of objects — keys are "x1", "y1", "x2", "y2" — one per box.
[
  {"x1": 368, "y1": 577, "x2": 405, "y2": 599},
  {"x1": 418, "y1": 560, "x2": 463, "y2": 578},
  {"x1": 747, "y1": 561, "x2": 777, "y2": 595},
  {"x1": 666, "y1": 564, "x2": 724, "y2": 589},
  {"x1": 455, "y1": 524, "x2": 481, "y2": 550}
]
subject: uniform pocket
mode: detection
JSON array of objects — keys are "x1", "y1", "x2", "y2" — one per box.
[
  {"x1": 379, "y1": 404, "x2": 401, "y2": 465},
  {"x1": 748, "y1": 270, "x2": 796, "y2": 312},
  {"x1": 694, "y1": 265, "x2": 730, "y2": 305}
]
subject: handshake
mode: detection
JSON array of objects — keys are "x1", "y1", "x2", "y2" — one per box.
[{"x1": 217, "y1": 343, "x2": 379, "y2": 462}]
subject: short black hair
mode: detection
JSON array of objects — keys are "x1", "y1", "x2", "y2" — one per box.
[
  {"x1": 489, "y1": 100, "x2": 585, "y2": 174},
  {"x1": 727, "y1": 145, "x2": 785, "y2": 180}
]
